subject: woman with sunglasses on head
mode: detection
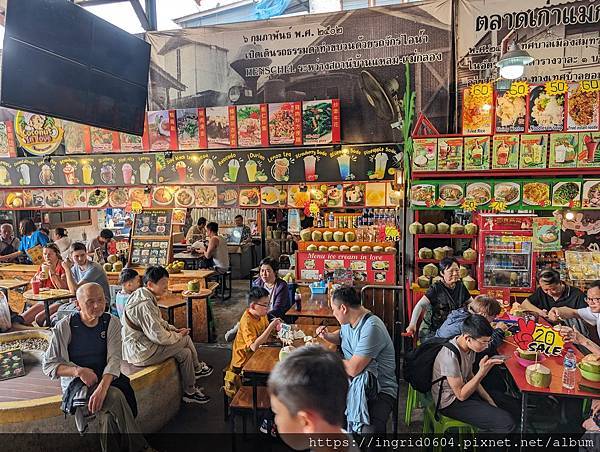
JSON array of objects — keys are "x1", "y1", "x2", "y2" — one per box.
[{"x1": 405, "y1": 257, "x2": 474, "y2": 342}]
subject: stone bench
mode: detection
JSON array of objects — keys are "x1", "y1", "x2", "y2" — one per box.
[{"x1": 0, "y1": 330, "x2": 182, "y2": 440}]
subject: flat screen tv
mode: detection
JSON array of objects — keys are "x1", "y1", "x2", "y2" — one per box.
[{"x1": 1, "y1": 0, "x2": 151, "y2": 135}]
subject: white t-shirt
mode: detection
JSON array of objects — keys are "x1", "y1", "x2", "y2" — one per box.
[{"x1": 578, "y1": 307, "x2": 600, "y2": 339}]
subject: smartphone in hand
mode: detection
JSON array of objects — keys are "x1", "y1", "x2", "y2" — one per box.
[{"x1": 490, "y1": 355, "x2": 509, "y2": 362}]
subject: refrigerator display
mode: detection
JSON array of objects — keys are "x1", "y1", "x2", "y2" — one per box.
[{"x1": 476, "y1": 214, "x2": 536, "y2": 292}]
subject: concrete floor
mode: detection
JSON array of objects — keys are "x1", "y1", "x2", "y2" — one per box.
[{"x1": 156, "y1": 279, "x2": 423, "y2": 444}]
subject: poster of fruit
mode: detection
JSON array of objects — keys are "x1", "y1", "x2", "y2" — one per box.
[
  {"x1": 495, "y1": 89, "x2": 527, "y2": 134},
  {"x1": 464, "y1": 136, "x2": 490, "y2": 171},
  {"x1": 492, "y1": 135, "x2": 519, "y2": 169},
  {"x1": 237, "y1": 104, "x2": 268, "y2": 147},
  {"x1": 269, "y1": 102, "x2": 302, "y2": 146},
  {"x1": 549, "y1": 133, "x2": 579, "y2": 168},
  {"x1": 437, "y1": 138, "x2": 463, "y2": 171},
  {"x1": 412, "y1": 138, "x2": 437, "y2": 172},
  {"x1": 519, "y1": 134, "x2": 547, "y2": 169},
  {"x1": 578, "y1": 132, "x2": 600, "y2": 168},
  {"x1": 528, "y1": 85, "x2": 565, "y2": 133},
  {"x1": 206, "y1": 106, "x2": 235, "y2": 149},
  {"x1": 302, "y1": 99, "x2": 340, "y2": 145},
  {"x1": 567, "y1": 84, "x2": 599, "y2": 132},
  {"x1": 462, "y1": 88, "x2": 493, "y2": 135}
]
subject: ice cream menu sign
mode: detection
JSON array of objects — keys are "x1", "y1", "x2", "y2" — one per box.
[{"x1": 296, "y1": 251, "x2": 396, "y2": 284}]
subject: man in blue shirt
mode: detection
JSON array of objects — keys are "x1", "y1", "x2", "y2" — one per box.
[
  {"x1": 0, "y1": 219, "x2": 49, "y2": 264},
  {"x1": 317, "y1": 287, "x2": 397, "y2": 433}
]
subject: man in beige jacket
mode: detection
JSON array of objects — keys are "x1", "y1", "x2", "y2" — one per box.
[{"x1": 121, "y1": 266, "x2": 212, "y2": 404}]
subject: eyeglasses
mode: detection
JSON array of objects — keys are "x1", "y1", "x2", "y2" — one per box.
[
  {"x1": 469, "y1": 337, "x2": 492, "y2": 345},
  {"x1": 586, "y1": 297, "x2": 600, "y2": 304},
  {"x1": 255, "y1": 303, "x2": 269, "y2": 308}
]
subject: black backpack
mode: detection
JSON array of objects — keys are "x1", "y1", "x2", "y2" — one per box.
[{"x1": 403, "y1": 337, "x2": 461, "y2": 418}]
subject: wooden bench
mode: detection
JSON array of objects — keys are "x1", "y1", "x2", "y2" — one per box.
[{"x1": 229, "y1": 386, "x2": 270, "y2": 434}]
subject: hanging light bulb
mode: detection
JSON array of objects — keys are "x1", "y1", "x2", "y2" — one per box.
[{"x1": 496, "y1": 42, "x2": 534, "y2": 80}]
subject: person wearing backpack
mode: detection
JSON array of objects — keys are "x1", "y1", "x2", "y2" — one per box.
[{"x1": 431, "y1": 314, "x2": 517, "y2": 433}]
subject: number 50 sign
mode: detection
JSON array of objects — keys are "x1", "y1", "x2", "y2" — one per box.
[{"x1": 515, "y1": 320, "x2": 564, "y2": 356}]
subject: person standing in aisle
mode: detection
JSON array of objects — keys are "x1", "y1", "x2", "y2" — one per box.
[
  {"x1": 234, "y1": 215, "x2": 252, "y2": 243},
  {"x1": 53, "y1": 227, "x2": 72, "y2": 260},
  {"x1": 87, "y1": 229, "x2": 115, "y2": 264}
]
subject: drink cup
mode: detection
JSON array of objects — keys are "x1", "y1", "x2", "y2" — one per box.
[
  {"x1": 271, "y1": 158, "x2": 289, "y2": 181},
  {"x1": 122, "y1": 163, "x2": 133, "y2": 184},
  {"x1": 245, "y1": 160, "x2": 257, "y2": 182},
  {"x1": 19, "y1": 164, "x2": 30, "y2": 185},
  {"x1": 140, "y1": 163, "x2": 151, "y2": 184},
  {"x1": 304, "y1": 155, "x2": 317, "y2": 181},
  {"x1": 227, "y1": 159, "x2": 239, "y2": 182},
  {"x1": 176, "y1": 162, "x2": 187, "y2": 183},
  {"x1": 82, "y1": 163, "x2": 93, "y2": 185},
  {"x1": 337, "y1": 154, "x2": 351, "y2": 180},
  {"x1": 31, "y1": 279, "x2": 40, "y2": 295},
  {"x1": 586, "y1": 140, "x2": 599, "y2": 162},
  {"x1": 374, "y1": 152, "x2": 388, "y2": 179},
  {"x1": 555, "y1": 144, "x2": 567, "y2": 163}
]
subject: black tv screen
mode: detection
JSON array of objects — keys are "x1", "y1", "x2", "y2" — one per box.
[{"x1": 1, "y1": 0, "x2": 150, "y2": 135}]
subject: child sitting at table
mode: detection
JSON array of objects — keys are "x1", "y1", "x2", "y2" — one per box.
[
  {"x1": 114, "y1": 268, "x2": 140, "y2": 318},
  {"x1": 224, "y1": 287, "x2": 281, "y2": 398}
]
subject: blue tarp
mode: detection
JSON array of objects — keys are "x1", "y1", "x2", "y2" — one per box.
[{"x1": 255, "y1": 0, "x2": 292, "y2": 19}]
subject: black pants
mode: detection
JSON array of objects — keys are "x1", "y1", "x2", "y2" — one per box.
[
  {"x1": 440, "y1": 391, "x2": 519, "y2": 433},
  {"x1": 362, "y1": 393, "x2": 396, "y2": 433}
]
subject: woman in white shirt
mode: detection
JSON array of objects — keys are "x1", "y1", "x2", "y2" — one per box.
[{"x1": 53, "y1": 228, "x2": 72, "y2": 260}]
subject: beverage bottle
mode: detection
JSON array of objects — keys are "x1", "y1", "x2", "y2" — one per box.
[
  {"x1": 562, "y1": 349, "x2": 577, "y2": 390},
  {"x1": 329, "y1": 211, "x2": 335, "y2": 228}
]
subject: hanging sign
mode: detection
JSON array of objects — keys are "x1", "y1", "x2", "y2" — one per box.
[
  {"x1": 14, "y1": 111, "x2": 64, "y2": 156},
  {"x1": 515, "y1": 318, "x2": 564, "y2": 357},
  {"x1": 533, "y1": 217, "x2": 561, "y2": 252}
]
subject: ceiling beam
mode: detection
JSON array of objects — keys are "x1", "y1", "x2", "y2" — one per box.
[{"x1": 75, "y1": 0, "x2": 129, "y2": 6}]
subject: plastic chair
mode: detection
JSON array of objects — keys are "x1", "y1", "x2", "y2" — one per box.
[{"x1": 423, "y1": 403, "x2": 477, "y2": 452}]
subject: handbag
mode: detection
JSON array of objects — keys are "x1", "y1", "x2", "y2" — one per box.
[{"x1": 223, "y1": 368, "x2": 241, "y2": 399}]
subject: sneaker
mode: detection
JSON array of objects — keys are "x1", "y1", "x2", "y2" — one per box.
[
  {"x1": 183, "y1": 388, "x2": 210, "y2": 404},
  {"x1": 195, "y1": 363, "x2": 213, "y2": 379}
]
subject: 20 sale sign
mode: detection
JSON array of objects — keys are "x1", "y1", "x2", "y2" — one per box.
[{"x1": 514, "y1": 318, "x2": 564, "y2": 356}]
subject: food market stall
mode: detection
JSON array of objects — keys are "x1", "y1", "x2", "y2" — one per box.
[{"x1": 407, "y1": 79, "x2": 600, "y2": 316}]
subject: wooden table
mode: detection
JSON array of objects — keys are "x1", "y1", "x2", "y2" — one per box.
[
  {"x1": 23, "y1": 288, "x2": 74, "y2": 326},
  {"x1": 0, "y1": 279, "x2": 29, "y2": 313},
  {"x1": 0, "y1": 264, "x2": 37, "y2": 282},
  {"x1": 285, "y1": 287, "x2": 336, "y2": 325},
  {"x1": 499, "y1": 336, "x2": 600, "y2": 433},
  {"x1": 173, "y1": 252, "x2": 203, "y2": 270},
  {"x1": 242, "y1": 324, "x2": 339, "y2": 424},
  {"x1": 105, "y1": 268, "x2": 215, "y2": 286}
]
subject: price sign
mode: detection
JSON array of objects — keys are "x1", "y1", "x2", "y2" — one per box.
[
  {"x1": 385, "y1": 225, "x2": 400, "y2": 241},
  {"x1": 508, "y1": 81, "x2": 529, "y2": 98},
  {"x1": 545, "y1": 79, "x2": 568, "y2": 96},
  {"x1": 461, "y1": 197, "x2": 477, "y2": 212},
  {"x1": 515, "y1": 319, "x2": 564, "y2": 356},
  {"x1": 470, "y1": 82, "x2": 492, "y2": 100},
  {"x1": 489, "y1": 200, "x2": 507, "y2": 212},
  {"x1": 579, "y1": 80, "x2": 600, "y2": 94},
  {"x1": 130, "y1": 201, "x2": 143, "y2": 214}
]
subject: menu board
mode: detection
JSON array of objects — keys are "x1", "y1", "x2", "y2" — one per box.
[
  {"x1": 176, "y1": 108, "x2": 202, "y2": 150},
  {"x1": 90, "y1": 127, "x2": 119, "y2": 153},
  {"x1": 302, "y1": 99, "x2": 341, "y2": 145},
  {"x1": 533, "y1": 217, "x2": 561, "y2": 252},
  {"x1": 296, "y1": 250, "x2": 396, "y2": 284},
  {"x1": 578, "y1": 132, "x2": 600, "y2": 168},
  {"x1": 155, "y1": 145, "x2": 397, "y2": 186},
  {"x1": 549, "y1": 133, "x2": 579, "y2": 168},
  {"x1": 0, "y1": 349, "x2": 25, "y2": 381},
  {"x1": 0, "y1": 122, "x2": 16, "y2": 158},
  {"x1": 129, "y1": 239, "x2": 170, "y2": 267},
  {"x1": 148, "y1": 110, "x2": 176, "y2": 151},
  {"x1": 133, "y1": 209, "x2": 173, "y2": 237},
  {"x1": 495, "y1": 89, "x2": 527, "y2": 134},
  {"x1": 567, "y1": 84, "x2": 599, "y2": 132},
  {"x1": 412, "y1": 138, "x2": 437, "y2": 172},
  {"x1": 206, "y1": 106, "x2": 237, "y2": 149},
  {"x1": 237, "y1": 104, "x2": 268, "y2": 148},
  {"x1": 63, "y1": 121, "x2": 91, "y2": 154},
  {"x1": 492, "y1": 135, "x2": 519, "y2": 170},
  {"x1": 437, "y1": 138, "x2": 463, "y2": 171},
  {"x1": 269, "y1": 102, "x2": 302, "y2": 146},
  {"x1": 464, "y1": 136, "x2": 490, "y2": 171},
  {"x1": 528, "y1": 85, "x2": 565, "y2": 133},
  {"x1": 519, "y1": 134, "x2": 547, "y2": 170},
  {"x1": 462, "y1": 88, "x2": 493, "y2": 136}
]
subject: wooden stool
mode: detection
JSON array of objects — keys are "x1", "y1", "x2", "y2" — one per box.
[
  {"x1": 157, "y1": 295, "x2": 186, "y2": 325},
  {"x1": 208, "y1": 270, "x2": 232, "y2": 301},
  {"x1": 229, "y1": 386, "x2": 270, "y2": 434}
]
